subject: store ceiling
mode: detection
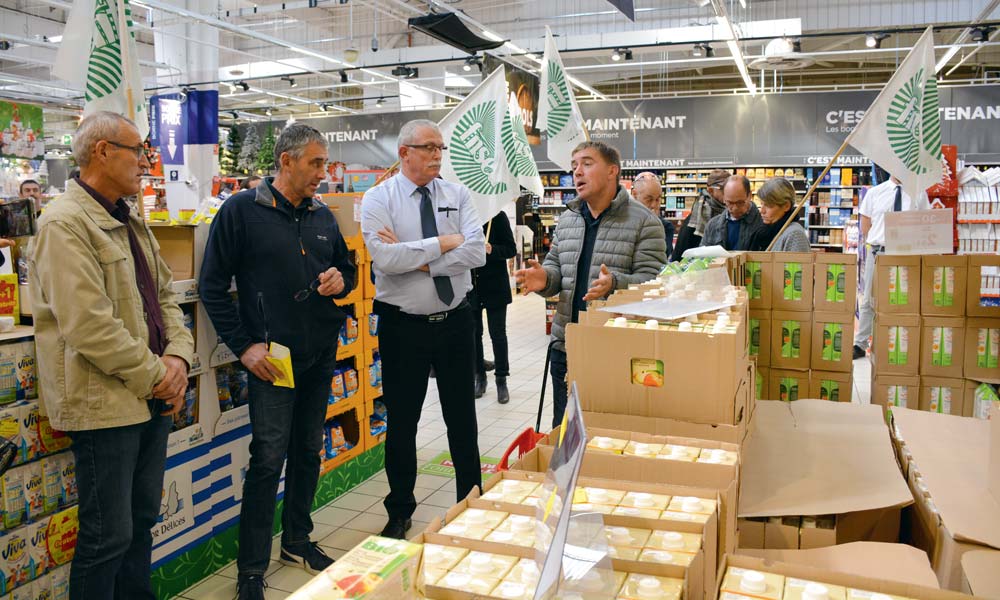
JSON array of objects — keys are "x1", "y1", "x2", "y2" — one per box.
[{"x1": 1, "y1": 0, "x2": 999, "y2": 142}]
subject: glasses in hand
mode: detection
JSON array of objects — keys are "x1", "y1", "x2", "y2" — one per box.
[{"x1": 294, "y1": 278, "x2": 321, "y2": 302}]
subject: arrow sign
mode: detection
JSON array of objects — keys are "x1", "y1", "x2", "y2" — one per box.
[
  {"x1": 156, "y1": 95, "x2": 186, "y2": 165},
  {"x1": 167, "y1": 130, "x2": 177, "y2": 160}
]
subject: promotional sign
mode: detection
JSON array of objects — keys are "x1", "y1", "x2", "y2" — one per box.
[
  {"x1": 884, "y1": 209, "x2": 955, "y2": 255},
  {"x1": 0, "y1": 102, "x2": 44, "y2": 160},
  {"x1": 154, "y1": 95, "x2": 186, "y2": 166}
]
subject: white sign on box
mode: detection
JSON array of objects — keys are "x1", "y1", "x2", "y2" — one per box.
[{"x1": 884, "y1": 208, "x2": 954, "y2": 255}]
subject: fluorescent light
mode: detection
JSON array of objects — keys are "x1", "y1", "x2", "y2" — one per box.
[
  {"x1": 481, "y1": 30, "x2": 504, "y2": 42},
  {"x1": 727, "y1": 39, "x2": 757, "y2": 95},
  {"x1": 936, "y1": 45, "x2": 961, "y2": 72},
  {"x1": 48, "y1": 35, "x2": 62, "y2": 43}
]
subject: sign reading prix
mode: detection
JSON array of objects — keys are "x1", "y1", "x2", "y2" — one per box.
[
  {"x1": 884, "y1": 209, "x2": 955, "y2": 255},
  {"x1": 0, "y1": 101, "x2": 44, "y2": 160}
]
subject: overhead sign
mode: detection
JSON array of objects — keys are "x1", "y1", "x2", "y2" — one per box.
[{"x1": 884, "y1": 209, "x2": 954, "y2": 255}]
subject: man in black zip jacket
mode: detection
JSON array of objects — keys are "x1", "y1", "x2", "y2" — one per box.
[{"x1": 199, "y1": 124, "x2": 356, "y2": 600}]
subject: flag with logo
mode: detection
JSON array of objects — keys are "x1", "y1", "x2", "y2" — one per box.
[
  {"x1": 53, "y1": 0, "x2": 149, "y2": 140},
  {"x1": 847, "y1": 26, "x2": 942, "y2": 201},
  {"x1": 539, "y1": 26, "x2": 589, "y2": 171},
  {"x1": 502, "y1": 92, "x2": 544, "y2": 197},
  {"x1": 439, "y1": 66, "x2": 518, "y2": 224}
]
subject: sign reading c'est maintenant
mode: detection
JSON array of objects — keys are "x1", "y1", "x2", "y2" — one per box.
[{"x1": 884, "y1": 209, "x2": 954, "y2": 255}]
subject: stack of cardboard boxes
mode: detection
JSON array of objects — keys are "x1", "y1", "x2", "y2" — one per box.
[
  {"x1": 745, "y1": 252, "x2": 857, "y2": 403},
  {"x1": 869, "y1": 255, "x2": 1000, "y2": 419}
]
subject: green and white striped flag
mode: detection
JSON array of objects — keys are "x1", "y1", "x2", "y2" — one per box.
[
  {"x1": 847, "y1": 26, "x2": 942, "y2": 201},
  {"x1": 53, "y1": 0, "x2": 149, "y2": 140},
  {"x1": 502, "y1": 92, "x2": 544, "y2": 197},
  {"x1": 539, "y1": 26, "x2": 588, "y2": 172}
]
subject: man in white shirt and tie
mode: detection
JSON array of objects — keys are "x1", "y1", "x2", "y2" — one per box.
[
  {"x1": 853, "y1": 166, "x2": 931, "y2": 359},
  {"x1": 361, "y1": 119, "x2": 486, "y2": 539}
]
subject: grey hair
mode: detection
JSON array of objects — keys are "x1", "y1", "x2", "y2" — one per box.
[
  {"x1": 633, "y1": 175, "x2": 662, "y2": 200},
  {"x1": 274, "y1": 123, "x2": 326, "y2": 167},
  {"x1": 72, "y1": 111, "x2": 135, "y2": 168},
  {"x1": 398, "y1": 119, "x2": 440, "y2": 148}
]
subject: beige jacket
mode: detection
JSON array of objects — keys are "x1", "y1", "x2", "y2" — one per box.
[{"x1": 28, "y1": 180, "x2": 194, "y2": 431}]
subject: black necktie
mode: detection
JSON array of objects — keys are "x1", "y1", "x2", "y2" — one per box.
[
  {"x1": 893, "y1": 185, "x2": 902, "y2": 212},
  {"x1": 417, "y1": 186, "x2": 455, "y2": 306}
]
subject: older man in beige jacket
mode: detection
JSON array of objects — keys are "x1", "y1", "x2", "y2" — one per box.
[{"x1": 29, "y1": 112, "x2": 194, "y2": 600}]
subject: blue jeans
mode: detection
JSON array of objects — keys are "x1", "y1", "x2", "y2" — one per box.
[
  {"x1": 68, "y1": 409, "x2": 171, "y2": 600},
  {"x1": 237, "y1": 347, "x2": 337, "y2": 576}
]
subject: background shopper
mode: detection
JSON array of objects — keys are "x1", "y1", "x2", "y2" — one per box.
[
  {"x1": 471, "y1": 211, "x2": 516, "y2": 403},
  {"x1": 747, "y1": 177, "x2": 811, "y2": 252},
  {"x1": 700, "y1": 175, "x2": 763, "y2": 251},
  {"x1": 633, "y1": 172, "x2": 675, "y2": 257},
  {"x1": 29, "y1": 111, "x2": 194, "y2": 600},
  {"x1": 671, "y1": 169, "x2": 729, "y2": 260}
]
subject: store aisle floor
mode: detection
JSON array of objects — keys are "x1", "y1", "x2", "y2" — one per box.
[{"x1": 178, "y1": 293, "x2": 873, "y2": 599}]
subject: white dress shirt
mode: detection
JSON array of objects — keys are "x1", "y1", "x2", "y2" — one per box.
[
  {"x1": 361, "y1": 173, "x2": 486, "y2": 315},
  {"x1": 860, "y1": 180, "x2": 931, "y2": 246}
]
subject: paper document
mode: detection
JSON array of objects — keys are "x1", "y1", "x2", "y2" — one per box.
[{"x1": 266, "y1": 342, "x2": 295, "y2": 388}]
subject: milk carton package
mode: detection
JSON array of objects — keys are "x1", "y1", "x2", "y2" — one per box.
[
  {"x1": 2, "y1": 465, "x2": 26, "y2": 529},
  {"x1": 0, "y1": 527, "x2": 32, "y2": 594},
  {"x1": 40, "y1": 458, "x2": 61, "y2": 516},
  {"x1": 0, "y1": 403, "x2": 24, "y2": 466},
  {"x1": 21, "y1": 462, "x2": 43, "y2": 522},
  {"x1": 10, "y1": 581, "x2": 34, "y2": 600},
  {"x1": 9, "y1": 342, "x2": 36, "y2": 401},
  {"x1": 27, "y1": 519, "x2": 54, "y2": 579},
  {"x1": 19, "y1": 404, "x2": 41, "y2": 465},
  {"x1": 53, "y1": 455, "x2": 75, "y2": 508},
  {"x1": 49, "y1": 565, "x2": 69, "y2": 600}
]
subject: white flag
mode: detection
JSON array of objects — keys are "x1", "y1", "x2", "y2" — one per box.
[
  {"x1": 847, "y1": 26, "x2": 942, "y2": 201},
  {"x1": 439, "y1": 66, "x2": 518, "y2": 225},
  {"x1": 539, "y1": 27, "x2": 588, "y2": 171},
  {"x1": 53, "y1": 0, "x2": 149, "y2": 140},
  {"x1": 502, "y1": 92, "x2": 544, "y2": 197}
]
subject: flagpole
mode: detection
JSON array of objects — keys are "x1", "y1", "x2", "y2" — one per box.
[{"x1": 115, "y1": 0, "x2": 136, "y2": 124}]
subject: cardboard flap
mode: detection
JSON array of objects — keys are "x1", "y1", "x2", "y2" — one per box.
[
  {"x1": 960, "y1": 549, "x2": 1000, "y2": 598},
  {"x1": 739, "y1": 401, "x2": 913, "y2": 517},
  {"x1": 990, "y1": 403, "x2": 1000, "y2": 506},
  {"x1": 892, "y1": 407, "x2": 1000, "y2": 549},
  {"x1": 737, "y1": 542, "x2": 940, "y2": 588}
]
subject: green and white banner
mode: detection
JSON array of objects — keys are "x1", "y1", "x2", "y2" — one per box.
[
  {"x1": 847, "y1": 26, "x2": 942, "y2": 201},
  {"x1": 503, "y1": 92, "x2": 544, "y2": 197},
  {"x1": 53, "y1": 0, "x2": 149, "y2": 140},
  {"x1": 439, "y1": 66, "x2": 519, "y2": 224},
  {"x1": 539, "y1": 26, "x2": 589, "y2": 172}
]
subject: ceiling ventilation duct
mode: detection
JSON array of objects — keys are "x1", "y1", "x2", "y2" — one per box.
[{"x1": 408, "y1": 12, "x2": 505, "y2": 53}]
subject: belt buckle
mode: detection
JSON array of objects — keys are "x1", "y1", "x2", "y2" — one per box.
[{"x1": 428, "y1": 312, "x2": 447, "y2": 323}]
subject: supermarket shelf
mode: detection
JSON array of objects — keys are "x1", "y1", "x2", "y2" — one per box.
[
  {"x1": 663, "y1": 179, "x2": 707, "y2": 184},
  {"x1": 320, "y1": 442, "x2": 364, "y2": 475},
  {"x1": 335, "y1": 287, "x2": 363, "y2": 307},
  {"x1": 337, "y1": 339, "x2": 362, "y2": 361},
  {"x1": 809, "y1": 225, "x2": 846, "y2": 229},
  {"x1": 957, "y1": 219, "x2": 1000, "y2": 224},
  {"x1": 811, "y1": 243, "x2": 845, "y2": 248},
  {"x1": 326, "y1": 394, "x2": 363, "y2": 422},
  {"x1": 0, "y1": 325, "x2": 34, "y2": 343},
  {"x1": 663, "y1": 192, "x2": 699, "y2": 197},
  {"x1": 815, "y1": 185, "x2": 867, "y2": 189}
]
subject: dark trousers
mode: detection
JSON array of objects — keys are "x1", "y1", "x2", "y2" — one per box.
[
  {"x1": 474, "y1": 304, "x2": 510, "y2": 378},
  {"x1": 550, "y1": 348, "x2": 568, "y2": 429},
  {"x1": 68, "y1": 411, "x2": 171, "y2": 600},
  {"x1": 375, "y1": 300, "x2": 482, "y2": 519},
  {"x1": 238, "y1": 347, "x2": 337, "y2": 576}
]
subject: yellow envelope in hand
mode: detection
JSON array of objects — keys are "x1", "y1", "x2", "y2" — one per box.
[{"x1": 266, "y1": 342, "x2": 295, "y2": 388}]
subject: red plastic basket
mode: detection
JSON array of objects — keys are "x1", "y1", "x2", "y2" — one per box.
[{"x1": 497, "y1": 427, "x2": 547, "y2": 471}]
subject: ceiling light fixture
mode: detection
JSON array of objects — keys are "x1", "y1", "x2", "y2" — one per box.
[
  {"x1": 391, "y1": 65, "x2": 418, "y2": 79},
  {"x1": 865, "y1": 33, "x2": 889, "y2": 49},
  {"x1": 692, "y1": 44, "x2": 703, "y2": 58},
  {"x1": 265, "y1": 107, "x2": 272, "y2": 116},
  {"x1": 339, "y1": 70, "x2": 348, "y2": 83},
  {"x1": 463, "y1": 56, "x2": 482, "y2": 72},
  {"x1": 971, "y1": 26, "x2": 995, "y2": 43},
  {"x1": 236, "y1": 80, "x2": 250, "y2": 92},
  {"x1": 281, "y1": 76, "x2": 297, "y2": 88},
  {"x1": 703, "y1": 44, "x2": 714, "y2": 58},
  {"x1": 611, "y1": 48, "x2": 622, "y2": 61},
  {"x1": 376, "y1": 97, "x2": 384, "y2": 107}
]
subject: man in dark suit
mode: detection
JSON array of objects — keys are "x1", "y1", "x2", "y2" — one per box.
[{"x1": 471, "y1": 211, "x2": 517, "y2": 403}]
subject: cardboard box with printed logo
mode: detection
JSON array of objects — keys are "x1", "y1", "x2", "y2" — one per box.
[
  {"x1": 757, "y1": 367, "x2": 770, "y2": 401},
  {"x1": 967, "y1": 255, "x2": 1000, "y2": 318},
  {"x1": 745, "y1": 252, "x2": 774, "y2": 310},
  {"x1": 874, "y1": 255, "x2": 922, "y2": 315},
  {"x1": 771, "y1": 311, "x2": 812, "y2": 370},
  {"x1": 964, "y1": 318, "x2": 1000, "y2": 382},
  {"x1": 870, "y1": 375, "x2": 920, "y2": 412},
  {"x1": 770, "y1": 369, "x2": 810, "y2": 402},
  {"x1": 749, "y1": 310, "x2": 772, "y2": 367},
  {"x1": 811, "y1": 312, "x2": 855, "y2": 373},
  {"x1": 873, "y1": 314, "x2": 921, "y2": 377},
  {"x1": 920, "y1": 317, "x2": 966, "y2": 378},
  {"x1": 921, "y1": 256, "x2": 968, "y2": 317},
  {"x1": 771, "y1": 253, "x2": 815, "y2": 311},
  {"x1": 918, "y1": 376, "x2": 965, "y2": 416},
  {"x1": 961, "y1": 379, "x2": 1000, "y2": 420},
  {"x1": 814, "y1": 254, "x2": 859, "y2": 316},
  {"x1": 810, "y1": 370, "x2": 853, "y2": 403}
]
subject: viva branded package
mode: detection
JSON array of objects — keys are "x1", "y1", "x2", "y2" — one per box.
[
  {"x1": 0, "y1": 527, "x2": 31, "y2": 594},
  {"x1": 888, "y1": 385, "x2": 910, "y2": 407},
  {"x1": 889, "y1": 265, "x2": 910, "y2": 305},
  {"x1": 931, "y1": 326, "x2": 954, "y2": 367}
]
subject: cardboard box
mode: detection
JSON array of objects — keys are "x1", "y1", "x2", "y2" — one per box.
[
  {"x1": 921, "y1": 256, "x2": 968, "y2": 317},
  {"x1": 771, "y1": 311, "x2": 812, "y2": 370},
  {"x1": 149, "y1": 225, "x2": 197, "y2": 281},
  {"x1": 873, "y1": 314, "x2": 921, "y2": 376},
  {"x1": 749, "y1": 309, "x2": 772, "y2": 367},
  {"x1": 811, "y1": 312, "x2": 855, "y2": 373},
  {"x1": 810, "y1": 370, "x2": 853, "y2": 403},
  {"x1": 919, "y1": 376, "x2": 965, "y2": 416},
  {"x1": 580, "y1": 412, "x2": 747, "y2": 446},
  {"x1": 870, "y1": 375, "x2": 920, "y2": 411},
  {"x1": 961, "y1": 550, "x2": 1000, "y2": 598},
  {"x1": 814, "y1": 254, "x2": 859, "y2": 315},
  {"x1": 769, "y1": 369, "x2": 810, "y2": 402},
  {"x1": 967, "y1": 255, "x2": 1000, "y2": 318},
  {"x1": 288, "y1": 536, "x2": 421, "y2": 599},
  {"x1": 964, "y1": 318, "x2": 1000, "y2": 382},
  {"x1": 745, "y1": 252, "x2": 774, "y2": 310},
  {"x1": 920, "y1": 317, "x2": 967, "y2": 378},
  {"x1": 539, "y1": 425, "x2": 740, "y2": 463},
  {"x1": 757, "y1": 367, "x2": 770, "y2": 401},
  {"x1": 739, "y1": 517, "x2": 766, "y2": 549},
  {"x1": 565, "y1": 323, "x2": 752, "y2": 425},
  {"x1": 962, "y1": 379, "x2": 1000, "y2": 420},
  {"x1": 771, "y1": 253, "x2": 815, "y2": 311},
  {"x1": 320, "y1": 193, "x2": 363, "y2": 238},
  {"x1": 765, "y1": 517, "x2": 802, "y2": 550},
  {"x1": 874, "y1": 255, "x2": 922, "y2": 315}
]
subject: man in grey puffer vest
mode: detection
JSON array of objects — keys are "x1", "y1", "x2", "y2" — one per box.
[{"x1": 515, "y1": 141, "x2": 667, "y2": 427}]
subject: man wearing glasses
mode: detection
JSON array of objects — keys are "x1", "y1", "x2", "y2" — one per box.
[
  {"x1": 699, "y1": 175, "x2": 763, "y2": 251},
  {"x1": 30, "y1": 112, "x2": 194, "y2": 600},
  {"x1": 360, "y1": 119, "x2": 486, "y2": 540},
  {"x1": 672, "y1": 169, "x2": 730, "y2": 260},
  {"x1": 200, "y1": 123, "x2": 356, "y2": 600}
]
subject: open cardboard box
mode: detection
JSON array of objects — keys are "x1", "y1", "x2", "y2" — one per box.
[
  {"x1": 919, "y1": 317, "x2": 967, "y2": 379},
  {"x1": 739, "y1": 401, "x2": 913, "y2": 549},
  {"x1": 150, "y1": 224, "x2": 198, "y2": 281},
  {"x1": 960, "y1": 549, "x2": 1000, "y2": 598},
  {"x1": 874, "y1": 255, "x2": 922, "y2": 315},
  {"x1": 539, "y1": 425, "x2": 741, "y2": 461},
  {"x1": 770, "y1": 253, "x2": 815, "y2": 312},
  {"x1": 873, "y1": 314, "x2": 921, "y2": 376},
  {"x1": 510, "y1": 445, "x2": 739, "y2": 572},
  {"x1": 566, "y1": 323, "x2": 752, "y2": 425},
  {"x1": 580, "y1": 411, "x2": 750, "y2": 447},
  {"x1": 964, "y1": 318, "x2": 1000, "y2": 382},
  {"x1": 967, "y1": 255, "x2": 1000, "y2": 318},
  {"x1": 810, "y1": 312, "x2": 855, "y2": 373},
  {"x1": 813, "y1": 253, "x2": 859, "y2": 316},
  {"x1": 921, "y1": 256, "x2": 969, "y2": 317}
]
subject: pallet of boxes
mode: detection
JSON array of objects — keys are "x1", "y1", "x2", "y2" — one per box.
[
  {"x1": 744, "y1": 252, "x2": 858, "y2": 404},
  {"x1": 869, "y1": 254, "x2": 1000, "y2": 419}
]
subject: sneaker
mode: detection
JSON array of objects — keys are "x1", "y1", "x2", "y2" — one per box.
[
  {"x1": 852, "y1": 345, "x2": 867, "y2": 360},
  {"x1": 280, "y1": 541, "x2": 334, "y2": 575},
  {"x1": 235, "y1": 575, "x2": 266, "y2": 600}
]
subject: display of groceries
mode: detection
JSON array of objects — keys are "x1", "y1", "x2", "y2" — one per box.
[{"x1": 719, "y1": 567, "x2": 919, "y2": 600}]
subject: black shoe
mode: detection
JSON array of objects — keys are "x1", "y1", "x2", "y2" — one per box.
[
  {"x1": 496, "y1": 376, "x2": 509, "y2": 404},
  {"x1": 474, "y1": 371, "x2": 487, "y2": 399},
  {"x1": 280, "y1": 541, "x2": 334, "y2": 575},
  {"x1": 852, "y1": 345, "x2": 867, "y2": 360},
  {"x1": 484, "y1": 360, "x2": 495, "y2": 372},
  {"x1": 380, "y1": 517, "x2": 412, "y2": 540},
  {"x1": 235, "y1": 575, "x2": 267, "y2": 600}
]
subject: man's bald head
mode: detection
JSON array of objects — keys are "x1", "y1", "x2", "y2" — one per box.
[{"x1": 633, "y1": 176, "x2": 662, "y2": 214}]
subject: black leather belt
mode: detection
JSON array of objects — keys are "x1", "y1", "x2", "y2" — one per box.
[{"x1": 374, "y1": 299, "x2": 469, "y2": 324}]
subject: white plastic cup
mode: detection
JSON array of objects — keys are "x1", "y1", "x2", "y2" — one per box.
[
  {"x1": 614, "y1": 317, "x2": 628, "y2": 327},
  {"x1": 678, "y1": 322, "x2": 693, "y2": 332},
  {"x1": 739, "y1": 570, "x2": 767, "y2": 594},
  {"x1": 645, "y1": 319, "x2": 659, "y2": 330}
]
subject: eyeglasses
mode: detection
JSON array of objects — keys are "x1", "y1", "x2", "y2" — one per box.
[
  {"x1": 105, "y1": 140, "x2": 146, "y2": 160},
  {"x1": 294, "y1": 278, "x2": 321, "y2": 302},
  {"x1": 404, "y1": 144, "x2": 447, "y2": 153}
]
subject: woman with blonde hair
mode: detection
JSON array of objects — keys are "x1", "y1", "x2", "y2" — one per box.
[{"x1": 747, "y1": 177, "x2": 811, "y2": 252}]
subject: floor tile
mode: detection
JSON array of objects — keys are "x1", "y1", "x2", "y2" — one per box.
[
  {"x1": 266, "y1": 565, "x2": 316, "y2": 593},
  {"x1": 329, "y1": 491, "x2": 381, "y2": 512},
  {"x1": 311, "y1": 505, "x2": 361, "y2": 527},
  {"x1": 319, "y1": 527, "x2": 372, "y2": 551}
]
